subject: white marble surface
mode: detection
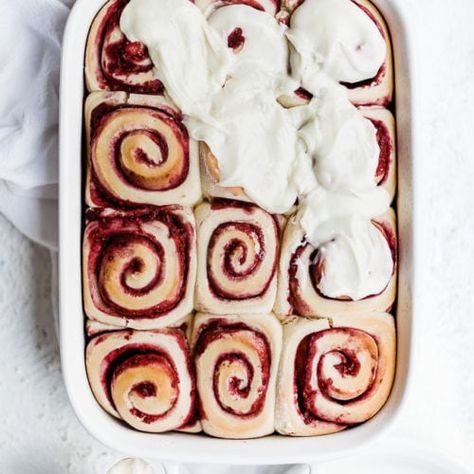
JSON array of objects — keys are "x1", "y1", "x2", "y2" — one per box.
[{"x1": 1, "y1": 0, "x2": 473, "y2": 472}]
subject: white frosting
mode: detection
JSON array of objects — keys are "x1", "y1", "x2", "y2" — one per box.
[
  {"x1": 108, "y1": 458, "x2": 155, "y2": 474},
  {"x1": 298, "y1": 85, "x2": 380, "y2": 194},
  {"x1": 298, "y1": 186, "x2": 392, "y2": 300},
  {"x1": 207, "y1": 5, "x2": 288, "y2": 86},
  {"x1": 298, "y1": 185, "x2": 390, "y2": 246},
  {"x1": 186, "y1": 80, "x2": 303, "y2": 213},
  {"x1": 287, "y1": 0, "x2": 386, "y2": 87},
  {"x1": 120, "y1": 0, "x2": 393, "y2": 296},
  {"x1": 316, "y1": 218, "x2": 393, "y2": 300},
  {"x1": 121, "y1": 0, "x2": 232, "y2": 118}
]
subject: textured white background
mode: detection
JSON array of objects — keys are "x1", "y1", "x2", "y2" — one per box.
[{"x1": 1, "y1": 0, "x2": 473, "y2": 472}]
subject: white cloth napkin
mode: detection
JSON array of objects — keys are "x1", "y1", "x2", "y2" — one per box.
[{"x1": 0, "y1": 0, "x2": 75, "y2": 250}]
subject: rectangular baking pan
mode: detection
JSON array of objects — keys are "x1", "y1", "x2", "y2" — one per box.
[{"x1": 59, "y1": 0, "x2": 416, "y2": 464}]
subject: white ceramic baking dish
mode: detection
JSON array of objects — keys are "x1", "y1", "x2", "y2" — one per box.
[{"x1": 59, "y1": 0, "x2": 416, "y2": 464}]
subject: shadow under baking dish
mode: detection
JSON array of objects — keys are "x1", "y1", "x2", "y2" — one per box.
[{"x1": 59, "y1": 0, "x2": 416, "y2": 464}]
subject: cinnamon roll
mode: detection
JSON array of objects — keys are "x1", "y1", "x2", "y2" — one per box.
[
  {"x1": 275, "y1": 209, "x2": 397, "y2": 318},
  {"x1": 192, "y1": 312, "x2": 282, "y2": 438},
  {"x1": 276, "y1": 312, "x2": 395, "y2": 435},
  {"x1": 85, "y1": 91, "x2": 201, "y2": 208},
  {"x1": 86, "y1": 328, "x2": 197, "y2": 433},
  {"x1": 85, "y1": 0, "x2": 164, "y2": 94},
  {"x1": 83, "y1": 206, "x2": 196, "y2": 330},
  {"x1": 286, "y1": 86, "x2": 396, "y2": 200},
  {"x1": 346, "y1": 0, "x2": 394, "y2": 107},
  {"x1": 282, "y1": 0, "x2": 393, "y2": 107},
  {"x1": 195, "y1": 200, "x2": 280, "y2": 314}
]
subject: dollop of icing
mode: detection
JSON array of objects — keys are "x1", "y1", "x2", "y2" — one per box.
[
  {"x1": 315, "y1": 218, "x2": 393, "y2": 300},
  {"x1": 297, "y1": 85, "x2": 380, "y2": 194},
  {"x1": 287, "y1": 0, "x2": 386, "y2": 87}
]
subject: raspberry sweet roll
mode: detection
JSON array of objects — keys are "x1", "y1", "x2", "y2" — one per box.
[
  {"x1": 195, "y1": 200, "x2": 280, "y2": 314},
  {"x1": 85, "y1": 92, "x2": 201, "y2": 208},
  {"x1": 192, "y1": 312, "x2": 282, "y2": 438},
  {"x1": 85, "y1": 0, "x2": 163, "y2": 94},
  {"x1": 83, "y1": 206, "x2": 197, "y2": 330},
  {"x1": 276, "y1": 312, "x2": 396, "y2": 435},
  {"x1": 282, "y1": 0, "x2": 393, "y2": 107},
  {"x1": 289, "y1": 87, "x2": 397, "y2": 202},
  {"x1": 275, "y1": 209, "x2": 397, "y2": 318},
  {"x1": 86, "y1": 328, "x2": 197, "y2": 433}
]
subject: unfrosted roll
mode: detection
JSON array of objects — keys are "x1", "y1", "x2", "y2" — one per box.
[
  {"x1": 276, "y1": 312, "x2": 396, "y2": 435},
  {"x1": 85, "y1": 0, "x2": 163, "y2": 94},
  {"x1": 275, "y1": 209, "x2": 397, "y2": 318},
  {"x1": 192, "y1": 312, "x2": 282, "y2": 438},
  {"x1": 83, "y1": 206, "x2": 196, "y2": 330},
  {"x1": 85, "y1": 91, "x2": 201, "y2": 207},
  {"x1": 86, "y1": 328, "x2": 197, "y2": 433},
  {"x1": 195, "y1": 200, "x2": 280, "y2": 314}
]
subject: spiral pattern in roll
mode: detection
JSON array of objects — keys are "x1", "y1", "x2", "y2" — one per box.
[
  {"x1": 195, "y1": 200, "x2": 279, "y2": 314},
  {"x1": 276, "y1": 313, "x2": 395, "y2": 435},
  {"x1": 192, "y1": 313, "x2": 282, "y2": 438},
  {"x1": 274, "y1": 210, "x2": 396, "y2": 318},
  {"x1": 85, "y1": 0, "x2": 163, "y2": 94},
  {"x1": 86, "y1": 329, "x2": 196, "y2": 433},
  {"x1": 83, "y1": 206, "x2": 196, "y2": 330},
  {"x1": 86, "y1": 92, "x2": 200, "y2": 207}
]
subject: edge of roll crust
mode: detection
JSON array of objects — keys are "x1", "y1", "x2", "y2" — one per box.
[
  {"x1": 195, "y1": 200, "x2": 280, "y2": 314},
  {"x1": 85, "y1": 91, "x2": 201, "y2": 208},
  {"x1": 191, "y1": 312, "x2": 282, "y2": 438},
  {"x1": 83, "y1": 206, "x2": 197, "y2": 330},
  {"x1": 86, "y1": 327, "x2": 198, "y2": 433},
  {"x1": 276, "y1": 312, "x2": 396, "y2": 435},
  {"x1": 359, "y1": 106, "x2": 397, "y2": 202},
  {"x1": 274, "y1": 208, "x2": 397, "y2": 318}
]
